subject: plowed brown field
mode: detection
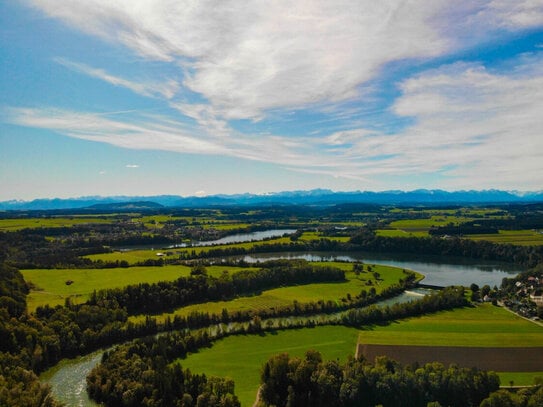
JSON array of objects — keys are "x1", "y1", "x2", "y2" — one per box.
[{"x1": 357, "y1": 344, "x2": 543, "y2": 371}]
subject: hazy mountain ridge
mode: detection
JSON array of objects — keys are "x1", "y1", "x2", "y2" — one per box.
[{"x1": 2, "y1": 189, "x2": 543, "y2": 211}]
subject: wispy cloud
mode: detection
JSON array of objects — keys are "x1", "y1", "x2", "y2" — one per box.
[
  {"x1": 28, "y1": 1, "x2": 542, "y2": 121},
  {"x1": 6, "y1": 50, "x2": 543, "y2": 190},
  {"x1": 125, "y1": 164, "x2": 139, "y2": 168},
  {"x1": 54, "y1": 57, "x2": 179, "y2": 99}
]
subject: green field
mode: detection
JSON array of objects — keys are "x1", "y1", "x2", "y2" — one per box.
[
  {"x1": 181, "y1": 304, "x2": 543, "y2": 406},
  {"x1": 0, "y1": 216, "x2": 114, "y2": 231},
  {"x1": 357, "y1": 304, "x2": 543, "y2": 385},
  {"x1": 180, "y1": 325, "x2": 361, "y2": 406},
  {"x1": 376, "y1": 229, "x2": 428, "y2": 238},
  {"x1": 381, "y1": 209, "x2": 509, "y2": 238},
  {"x1": 357, "y1": 303, "x2": 543, "y2": 347},
  {"x1": 22, "y1": 265, "x2": 258, "y2": 310},
  {"x1": 469, "y1": 230, "x2": 543, "y2": 246},
  {"x1": 129, "y1": 264, "x2": 418, "y2": 323},
  {"x1": 385, "y1": 215, "x2": 474, "y2": 236}
]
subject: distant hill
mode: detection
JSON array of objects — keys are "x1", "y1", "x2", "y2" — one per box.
[
  {"x1": 1, "y1": 189, "x2": 543, "y2": 211},
  {"x1": 85, "y1": 201, "x2": 164, "y2": 211}
]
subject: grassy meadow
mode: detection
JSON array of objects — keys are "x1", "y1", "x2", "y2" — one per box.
[
  {"x1": 357, "y1": 303, "x2": 543, "y2": 385},
  {"x1": 21, "y1": 265, "x2": 258, "y2": 311},
  {"x1": 357, "y1": 303, "x2": 543, "y2": 347},
  {"x1": 0, "y1": 216, "x2": 115, "y2": 231},
  {"x1": 468, "y1": 230, "x2": 543, "y2": 246},
  {"x1": 180, "y1": 325, "x2": 361, "y2": 407}
]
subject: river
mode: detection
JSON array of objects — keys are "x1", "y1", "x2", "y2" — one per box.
[
  {"x1": 42, "y1": 252, "x2": 521, "y2": 405},
  {"x1": 116, "y1": 229, "x2": 297, "y2": 251},
  {"x1": 242, "y1": 252, "x2": 521, "y2": 288}
]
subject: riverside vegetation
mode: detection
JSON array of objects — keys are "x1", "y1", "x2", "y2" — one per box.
[{"x1": 0, "y1": 203, "x2": 542, "y2": 406}]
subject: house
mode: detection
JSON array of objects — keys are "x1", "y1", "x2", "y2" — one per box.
[{"x1": 530, "y1": 290, "x2": 543, "y2": 306}]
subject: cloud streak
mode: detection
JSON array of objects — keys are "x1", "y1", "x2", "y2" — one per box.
[{"x1": 54, "y1": 58, "x2": 179, "y2": 99}]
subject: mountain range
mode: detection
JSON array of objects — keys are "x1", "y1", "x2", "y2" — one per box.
[{"x1": 1, "y1": 189, "x2": 543, "y2": 211}]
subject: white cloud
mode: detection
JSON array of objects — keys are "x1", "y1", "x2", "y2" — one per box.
[
  {"x1": 8, "y1": 1, "x2": 543, "y2": 191},
  {"x1": 5, "y1": 51, "x2": 543, "y2": 189},
  {"x1": 55, "y1": 58, "x2": 179, "y2": 99},
  {"x1": 27, "y1": 0, "x2": 543, "y2": 122},
  {"x1": 125, "y1": 164, "x2": 139, "y2": 168},
  {"x1": 26, "y1": 0, "x2": 449, "y2": 120}
]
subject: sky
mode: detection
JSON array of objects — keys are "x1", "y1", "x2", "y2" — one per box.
[{"x1": 1, "y1": 1, "x2": 543, "y2": 200}]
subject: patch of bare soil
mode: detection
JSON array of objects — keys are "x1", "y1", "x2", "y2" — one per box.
[{"x1": 357, "y1": 344, "x2": 543, "y2": 371}]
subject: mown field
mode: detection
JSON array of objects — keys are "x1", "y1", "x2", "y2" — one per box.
[
  {"x1": 180, "y1": 325, "x2": 361, "y2": 407},
  {"x1": 468, "y1": 230, "x2": 543, "y2": 246},
  {"x1": 21, "y1": 265, "x2": 259, "y2": 311},
  {"x1": 357, "y1": 303, "x2": 542, "y2": 346},
  {"x1": 0, "y1": 216, "x2": 115, "y2": 231},
  {"x1": 128, "y1": 263, "x2": 418, "y2": 323},
  {"x1": 180, "y1": 304, "x2": 543, "y2": 406},
  {"x1": 377, "y1": 208, "x2": 510, "y2": 239},
  {"x1": 357, "y1": 303, "x2": 543, "y2": 385}
]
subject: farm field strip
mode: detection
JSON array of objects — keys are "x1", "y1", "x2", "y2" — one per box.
[
  {"x1": 357, "y1": 304, "x2": 543, "y2": 346},
  {"x1": 357, "y1": 304, "x2": 543, "y2": 383},
  {"x1": 469, "y1": 230, "x2": 543, "y2": 246},
  {"x1": 0, "y1": 217, "x2": 114, "y2": 231}
]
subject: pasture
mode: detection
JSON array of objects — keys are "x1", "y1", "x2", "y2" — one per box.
[
  {"x1": 0, "y1": 216, "x2": 114, "y2": 231},
  {"x1": 180, "y1": 325, "x2": 361, "y2": 407},
  {"x1": 468, "y1": 230, "x2": 543, "y2": 246},
  {"x1": 357, "y1": 303, "x2": 543, "y2": 384},
  {"x1": 21, "y1": 265, "x2": 257, "y2": 310}
]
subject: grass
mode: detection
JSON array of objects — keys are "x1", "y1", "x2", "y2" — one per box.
[
  {"x1": 357, "y1": 303, "x2": 543, "y2": 385},
  {"x1": 180, "y1": 325, "x2": 361, "y2": 407},
  {"x1": 469, "y1": 230, "x2": 543, "y2": 246},
  {"x1": 129, "y1": 264, "x2": 419, "y2": 323},
  {"x1": 358, "y1": 303, "x2": 543, "y2": 347},
  {"x1": 21, "y1": 265, "x2": 257, "y2": 311},
  {"x1": 0, "y1": 217, "x2": 113, "y2": 231},
  {"x1": 181, "y1": 303, "x2": 543, "y2": 406},
  {"x1": 299, "y1": 231, "x2": 351, "y2": 242},
  {"x1": 376, "y1": 229, "x2": 428, "y2": 238},
  {"x1": 498, "y1": 372, "x2": 543, "y2": 387}
]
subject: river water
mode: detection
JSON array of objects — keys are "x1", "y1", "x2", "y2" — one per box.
[
  {"x1": 242, "y1": 252, "x2": 521, "y2": 288},
  {"x1": 42, "y1": 251, "x2": 521, "y2": 405},
  {"x1": 116, "y1": 229, "x2": 297, "y2": 251}
]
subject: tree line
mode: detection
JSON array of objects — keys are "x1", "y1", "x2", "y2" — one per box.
[
  {"x1": 87, "y1": 331, "x2": 240, "y2": 407},
  {"x1": 87, "y1": 260, "x2": 346, "y2": 315},
  {"x1": 260, "y1": 351, "x2": 500, "y2": 407}
]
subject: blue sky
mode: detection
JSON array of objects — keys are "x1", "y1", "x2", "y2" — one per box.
[{"x1": 1, "y1": 1, "x2": 542, "y2": 200}]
